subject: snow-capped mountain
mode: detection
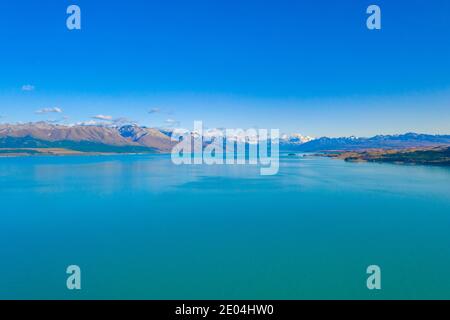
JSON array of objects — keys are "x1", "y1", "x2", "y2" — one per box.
[
  {"x1": 289, "y1": 133, "x2": 450, "y2": 151},
  {"x1": 1, "y1": 122, "x2": 449, "y2": 153},
  {"x1": 280, "y1": 133, "x2": 314, "y2": 144}
]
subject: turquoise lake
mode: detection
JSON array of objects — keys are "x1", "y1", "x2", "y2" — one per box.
[{"x1": 1, "y1": 154, "x2": 450, "y2": 299}]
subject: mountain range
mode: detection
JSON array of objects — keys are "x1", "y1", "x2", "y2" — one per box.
[
  {"x1": 289, "y1": 133, "x2": 450, "y2": 152},
  {"x1": 1, "y1": 122, "x2": 449, "y2": 153},
  {"x1": 0, "y1": 122, "x2": 175, "y2": 153}
]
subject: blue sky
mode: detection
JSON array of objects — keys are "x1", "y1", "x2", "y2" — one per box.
[{"x1": 0, "y1": 0, "x2": 449, "y2": 137}]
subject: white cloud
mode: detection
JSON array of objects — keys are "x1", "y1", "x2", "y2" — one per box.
[
  {"x1": 71, "y1": 116, "x2": 138, "y2": 127},
  {"x1": 112, "y1": 117, "x2": 137, "y2": 126},
  {"x1": 148, "y1": 108, "x2": 161, "y2": 114},
  {"x1": 22, "y1": 84, "x2": 35, "y2": 91},
  {"x1": 45, "y1": 119, "x2": 62, "y2": 124},
  {"x1": 76, "y1": 120, "x2": 101, "y2": 126},
  {"x1": 35, "y1": 107, "x2": 63, "y2": 114},
  {"x1": 44, "y1": 116, "x2": 69, "y2": 124},
  {"x1": 92, "y1": 114, "x2": 113, "y2": 121},
  {"x1": 164, "y1": 118, "x2": 180, "y2": 127}
]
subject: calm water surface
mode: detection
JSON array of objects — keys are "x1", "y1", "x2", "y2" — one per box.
[{"x1": 1, "y1": 154, "x2": 450, "y2": 299}]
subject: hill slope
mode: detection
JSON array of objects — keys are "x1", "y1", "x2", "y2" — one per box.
[{"x1": 0, "y1": 123, "x2": 175, "y2": 153}]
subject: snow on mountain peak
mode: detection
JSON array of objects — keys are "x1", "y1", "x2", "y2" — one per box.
[{"x1": 280, "y1": 133, "x2": 314, "y2": 144}]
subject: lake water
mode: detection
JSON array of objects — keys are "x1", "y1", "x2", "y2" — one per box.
[{"x1": 1, "y1": 154, "x2": 450, "y2": 299}]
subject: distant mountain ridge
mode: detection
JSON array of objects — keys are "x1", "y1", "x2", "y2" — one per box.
[
  {"x1": 289, "y1": 133, "x2": 450, "y2": 152},
  {"x1": 0, "y1": 122, "x2": 175, "y2": 152},
  {"x1": 0, "y1": 123, "x2": 449, "y2": 153}
]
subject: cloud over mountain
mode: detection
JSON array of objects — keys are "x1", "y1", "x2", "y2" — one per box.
[
  {"x1": 164, "y1": 119, "x2": 180, "y2": 127},
  {"x1": 92, "y1": 115, "x2": 113, "y2": 121},
  {"x1": 35, "y1": 107, "x2": 63, "y2": 114}
]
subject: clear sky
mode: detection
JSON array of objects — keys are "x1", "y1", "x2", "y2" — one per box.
[{"x1": 0, "y1": 0, "x2": 449, "y2": 137}]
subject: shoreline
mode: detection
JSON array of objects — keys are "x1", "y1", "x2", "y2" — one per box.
[
  {"x1": 310, "y1": 147, "x2": 450, "y2": 167},
  {"x1": 0, "y1": 148, "x2": 166, "y2": 158}
]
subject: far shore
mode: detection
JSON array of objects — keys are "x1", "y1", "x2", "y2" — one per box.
[
  {"x1": 309, "y1": 146, "x2": 450, "y2": 167},
  {"x1": 0, "y1": 148, "x2": 163, "y2": 158}
]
